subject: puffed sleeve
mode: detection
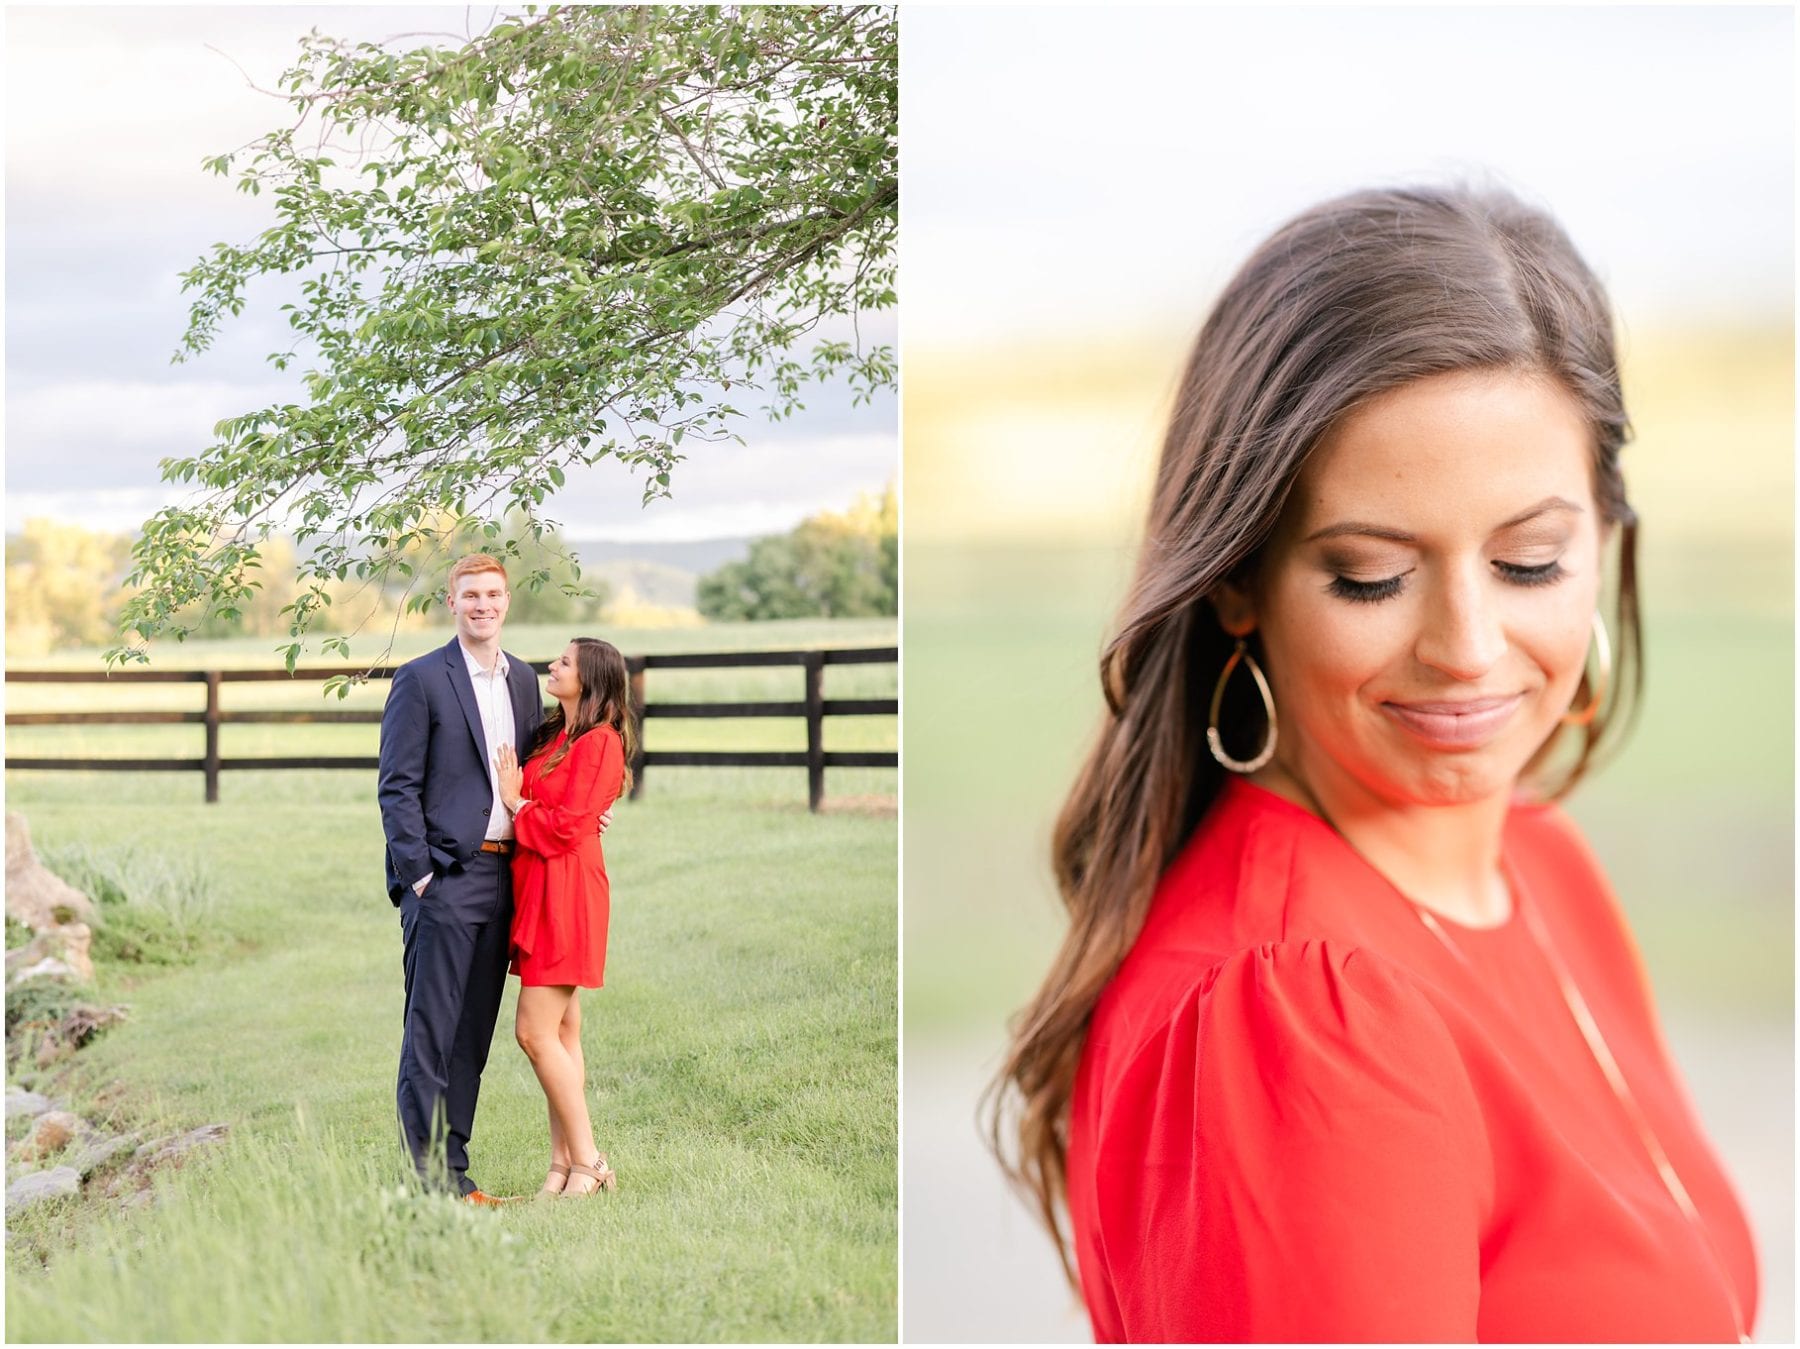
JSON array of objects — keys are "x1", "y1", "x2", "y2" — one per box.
[
  {"x1": 1087, "y1": 940, "x2": 1491, "y2": 1342},
  {"x1": 513, "y1": 728, "x2": 623, "y2": 858}
]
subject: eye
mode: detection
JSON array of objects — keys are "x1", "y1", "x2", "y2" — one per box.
[
  {"x1": 1328, "y1": 572, "x2": 1408, "y2": 604},
  {"x1": 1496, "y1": 559, "x2": 1566, "y2": 587}
]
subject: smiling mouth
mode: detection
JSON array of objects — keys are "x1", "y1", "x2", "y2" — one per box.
[{"x1": 1381, "y1": 694, "x2": 1524, "y2": 749}]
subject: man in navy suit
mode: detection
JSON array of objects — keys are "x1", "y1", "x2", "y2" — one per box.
[{"x1": 378, "y1": 553, "x2": 543, "y2": 1204}]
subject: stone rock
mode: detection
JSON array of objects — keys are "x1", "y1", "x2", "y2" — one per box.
[
  {"x1": 6, "y1": 1165, "x2": 81, "y2": 1213},
  {"x1": 6, "y1": 924, "x2": 94, "y2": 985},
  {"x1": 33, "y1": 1036, "x2": 68, "y2": 1070},
  {"x1": 18, "y1": 1003, "x2": 128, "y2": 1069},
  {"x1": 68, "y1": 1131, "x2": 140, "y2": 1179},
  {"x1": 131, "y1": 1122, "x2": 230, "y2": 1172},
  {"x1": 5, "y1": 814, "x2": 97, "y2": 932},
  {"x1": 8, "y1": 955, "x2": 79, "y2": 987},
  {"x1": 14, "y1": 1109, "x2": 83, "y2": 1161},
  {"x1": 102, "y1": 1123, "x2": 225, "y2": 1203},
  {"x1": 4, "y1": 1086, "x2": 55, "y2": 1120}
]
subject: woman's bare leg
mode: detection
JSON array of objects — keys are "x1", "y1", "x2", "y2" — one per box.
[
  {"x1": 555, "y1": 992, "x2": 605, "y2": 1192},
  {"x1": 516, "y1": 985, "x2": 599, "y2": 1192},
  {"x1": 542, "y1": 1097, "x2": 567, "y2": 1193},
  {"x1": 560, "y1": 992, "x2": 586, "y2": 1128},
  {"x1": 542, "y1": 994, "x2": 584, "y2": 1186}
]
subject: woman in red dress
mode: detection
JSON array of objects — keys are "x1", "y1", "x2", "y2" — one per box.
[
  {"x1": 495, "y1": 636, "x2": 634, "y2": 1198},
  {"x1": 990, "y1": 187, "x2": 1758, "y2": 1341}
]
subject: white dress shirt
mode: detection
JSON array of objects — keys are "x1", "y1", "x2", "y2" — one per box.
[{"x1": 414, "y1": 640, "x2": 518, "y2": 895}]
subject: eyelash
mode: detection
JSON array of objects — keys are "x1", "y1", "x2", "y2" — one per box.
[{"x1": 1328, "y1": 560, "x2": 1566, "y2": 604}]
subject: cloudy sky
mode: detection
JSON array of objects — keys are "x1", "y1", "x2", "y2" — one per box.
[
  {"x1": 4, "y1": 5, "x2": 896, "y2": 541},
  {"x1": 906, "y1": 5, "x2": 1794, "y2": 348}
]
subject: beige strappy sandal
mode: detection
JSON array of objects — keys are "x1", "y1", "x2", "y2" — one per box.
[
  {"x1": 538, "y1": 1162, "x2": 571, "y2": 1196},
  {"x1": 561, "y1": 1154, "x2": 617, "y2": 1197}
]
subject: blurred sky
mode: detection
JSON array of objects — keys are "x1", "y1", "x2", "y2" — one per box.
[
  {"x1": 903, "y1": 4, "x2": 1794, "y2": 548},
  {"x1": 906, "y1": 5, "x2": 1794, "y2": 347},
  {"x1": 3, "y1": 5, "x2": 895, "y2": 540}
]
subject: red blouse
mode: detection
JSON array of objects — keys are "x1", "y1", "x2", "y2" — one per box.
[
  {"x1": 509, "y1": 725, "x2": 623, "y2": 989},
  {"x1": 1067, "y1": 777, "x2": 1757, "y2": 1343}
]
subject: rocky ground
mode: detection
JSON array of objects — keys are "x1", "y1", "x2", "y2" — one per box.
[{"x1": 5, "y1": 811, "x2": 228, "y2": 1224}]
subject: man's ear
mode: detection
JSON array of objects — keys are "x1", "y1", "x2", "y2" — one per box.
[{"x1": 1209, "y1": 577, "x2": 1259, "y2": 639}]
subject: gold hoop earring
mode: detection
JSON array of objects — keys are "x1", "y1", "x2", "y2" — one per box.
[
  {"x1": 1561, "y1": 611, "x2": 1612, "y2": 727},
  {"x1": 1207, "y1": 639, "x2": 1277, "y2": 773}
]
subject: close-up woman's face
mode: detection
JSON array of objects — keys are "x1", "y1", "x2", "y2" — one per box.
[
  {"x1": 546, "y1": 642, "x2": 584, "y2": 699},
  {"x1": 1222, "y1": 367, "x2": 1606, "y2": 808}
]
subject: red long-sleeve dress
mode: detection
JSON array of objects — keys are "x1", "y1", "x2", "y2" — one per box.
[
  {"x1": 1067, "y1": 777, "x2": 1758, "y2": 1343},
  {"x1": 508, "y1": 724, "x2": 623, "y2": 989}
]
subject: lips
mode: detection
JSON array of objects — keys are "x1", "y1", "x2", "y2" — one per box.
[{"x1": 1380, "y1": 694, "x2": 1523, "y2": 749}]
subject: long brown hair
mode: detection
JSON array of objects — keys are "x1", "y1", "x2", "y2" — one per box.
[
  {"x1": 988, "y1": 184, "x2": 1644, "y2": 1285},
  {"x1": 529, "y1": 637, "x2": 638, "y2": 790}
]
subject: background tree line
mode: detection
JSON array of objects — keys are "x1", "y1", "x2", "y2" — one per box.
[
  {"x1": 5, "y1": 515, "x2": 610, "y2": 656},
  {"x1": 696, "y1": 485, "x2": 897, "y2": 621},
  {"x1": 7, "y1": 484, "x2": 896, "y2": 655}
]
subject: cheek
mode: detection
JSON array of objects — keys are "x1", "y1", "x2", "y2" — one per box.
[
  {"x1": 1531, "y1": 603, "x2": 1599, "y2": 689},
  {"x1": 1518, "y1": 552, "x2": 1604, "y2": 684},
  {"x1": 1260, "y1": 583, "x2": 1408, "y2": 706}
]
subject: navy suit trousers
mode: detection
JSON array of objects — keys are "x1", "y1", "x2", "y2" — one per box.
[{"x1": 396, "y1": 851, "x2": 512, "y2": 1193}]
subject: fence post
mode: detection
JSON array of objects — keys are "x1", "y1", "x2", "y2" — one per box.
[
  {"x1": 627, "y1": 660, "x2": 647, "y2": 801},
  {"x1": 203, "y1": 671, "x2": 222, "y2": 804},
  {"x1": 804, "y1": 652, "x2": 825, "y2": 813}
]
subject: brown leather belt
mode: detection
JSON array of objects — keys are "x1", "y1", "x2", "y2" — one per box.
[{"x1": 479, "y1": 840, "x2": 515, "y2": 855}]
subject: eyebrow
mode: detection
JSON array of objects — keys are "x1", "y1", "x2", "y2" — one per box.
[{"x1": 1303, "y1": 495, "x2": 1584, "y2": 544}]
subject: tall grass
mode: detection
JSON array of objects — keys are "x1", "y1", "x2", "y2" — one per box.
[
  {"x1": 4, "y1": 622, "x2": 896, "y2": 1342},
  {"x1": 39, "y1": 844, "x2": 221, "y2": 967}
]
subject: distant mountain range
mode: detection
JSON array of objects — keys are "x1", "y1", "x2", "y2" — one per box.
[
  {"x1": 565, "y1": 536, "x2": 753, "y2": 610},
  {"x1": 566, "y1": 537, "x2": 753, "y2": 573}
]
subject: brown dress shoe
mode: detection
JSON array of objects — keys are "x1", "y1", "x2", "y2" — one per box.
[{"x1": 461, "y1": 1188, "x2": 512, "y2": 1208}]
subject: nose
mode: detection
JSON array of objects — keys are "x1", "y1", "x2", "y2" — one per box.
[{"x1": 1414, "y1": 566, "x2": 1507, "y2": 681}]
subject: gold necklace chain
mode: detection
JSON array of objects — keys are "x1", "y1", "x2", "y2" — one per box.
[
  {"x1": 1414, "y1": 869, "x2": 1751, "y2": 1345},
  {"x1": 1275, "y1": 778, "x2": 1752, "y2": 1343}
]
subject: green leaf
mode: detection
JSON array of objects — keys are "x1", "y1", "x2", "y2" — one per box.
[{"x1": 122, "y1": 4, "x2": 895, "y2": 660}]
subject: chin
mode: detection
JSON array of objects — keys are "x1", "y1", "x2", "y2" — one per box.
[{"x1": 1390, "y1": 748, "x2": 1530, "y2": 807}]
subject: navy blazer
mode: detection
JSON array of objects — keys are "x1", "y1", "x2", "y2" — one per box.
[{"x1": 377, "y1": 638, "x2": 544, "y2": 905}]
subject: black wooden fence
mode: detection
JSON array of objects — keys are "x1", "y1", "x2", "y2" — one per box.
[{"x1": 4, "y1": 646, "x2": 897, "y2": 813}]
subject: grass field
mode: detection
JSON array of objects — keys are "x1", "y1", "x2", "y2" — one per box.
[{"x1": 4, "y1": 618, "x2": 897, "y2": 1342}]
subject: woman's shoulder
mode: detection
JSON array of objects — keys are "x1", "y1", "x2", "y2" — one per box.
[
  {"x1": 1091, "y1": 781, "x2": 1483, "y2": 1089},
  {"x1": 1503, "y1": 795, "x2": 1608, "y2": 880},
  {"x1": 568, "y1": 722, "x2": 623, "y2": 755},
  {"x1": 1504, "y1": 797, "x2": 1626, "y2": 930},
  {"x1": 1130, "y1": 777, "x2": 1399, "y2": 966},
  {"x1": 1071, "y1": 941, "x2": 1495, "y2": 1344},
  {"x1": 1097, "y1": 931, "x2": 1440, "y2": 1041},
  {"x1": 1503, "y1": 797, "x2": 1649, "y2": 993},
  {"x1": 1082, "y1": 938, "x2": 1481, "y2": 1158}
]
